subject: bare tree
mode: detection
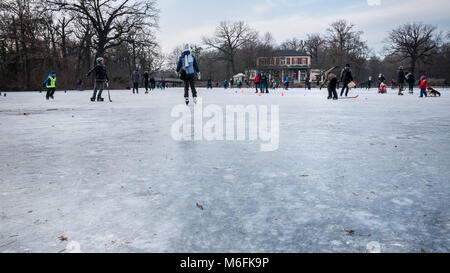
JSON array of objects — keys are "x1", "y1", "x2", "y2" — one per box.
[
  {"x1": 203, "y1": 21, "x2": 258, "y2": 76},
  {"x1": 326, "y1": 19, "x2": 368, "y2": 65},
  {"x1": 385, "y1": 22, "x2": 440, "y2": 75},
  {"x1": 279, "y1": 38, "x2": 306, "y2": 52},
  {"x1": 47, "y1": 0, "x2": 159, "y2": 58},
  {"x1": 304, "y1": 34, "x2": 326, "y2": 68}
]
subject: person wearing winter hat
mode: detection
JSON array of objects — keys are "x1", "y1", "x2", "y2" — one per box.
[
  {"x1": 43, "y1": 70, "x2": 57, "y2": 100},
  {"x1": 176, "y1": 44, "x2": 201, "y2": 105},
  {"x1": 419, "y1": 76, "x2": 428, "y2": 98},
  {"x1": 87, "y1": 57, "x2": 109, "y2": 102}
]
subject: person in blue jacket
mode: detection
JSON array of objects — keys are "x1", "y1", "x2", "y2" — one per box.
[{"x1": 176, "y1": 44, "x2": 201, "y2": 105}]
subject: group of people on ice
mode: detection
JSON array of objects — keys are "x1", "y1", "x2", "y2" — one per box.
[{"x1": 40, "y1": 42, "x2": 442, "y2": 102}]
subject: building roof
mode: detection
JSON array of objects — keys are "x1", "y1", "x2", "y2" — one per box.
[{"x1": 260, "y1": 50, "x2": 309, "y2": 57}]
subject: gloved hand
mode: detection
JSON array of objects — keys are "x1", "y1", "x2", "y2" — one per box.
[{"x1": 197, "y1": 72, "x2": 201, "y2": 80}]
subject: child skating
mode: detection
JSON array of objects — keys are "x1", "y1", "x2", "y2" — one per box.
[
  {"x1": 43, "y1": 70, "x2": 57, "y2": 100},
  {"x1": 86, "y1": 57, "x2": 109, "y2": 102}
]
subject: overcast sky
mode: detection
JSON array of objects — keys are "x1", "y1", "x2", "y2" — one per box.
[{"x1": 157, "y1": 0, "x2": 450, "y2": 56}]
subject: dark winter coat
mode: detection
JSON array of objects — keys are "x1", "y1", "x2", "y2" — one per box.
[
  {"x1": 407, "y1": 74, "x2": 415, "y2": 84},
  {"x1": 260, "y1": 75, "x2": 268, "y2": 84},
  {"x1": 398, "y1": 69, "x2": 405, "y2": 84},
  {"x1": 340, "y1": 67, "x2": 353, "y2": 83},
  {"x1": 328, "y1": 77, "x2": 338, "y2": 90},
  {"x1": 87, "y1": 65, "x2": 109, "y2": 82}
]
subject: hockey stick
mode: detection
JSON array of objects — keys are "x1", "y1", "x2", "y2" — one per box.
[{"x1": 106, "y1": 82, "x2": 112, "y2": 102}]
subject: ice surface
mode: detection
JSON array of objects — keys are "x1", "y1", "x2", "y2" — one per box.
[{"x1": 0, "y1": 88, "x2": 449, "y2": 253}]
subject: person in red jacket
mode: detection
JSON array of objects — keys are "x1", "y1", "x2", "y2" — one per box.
[
  {"x1": 254, "y1": 72, "x2": 260, "y2": 93},
  {"x1": 419, "y1": 76, "x2": 428, "y2": 98}
]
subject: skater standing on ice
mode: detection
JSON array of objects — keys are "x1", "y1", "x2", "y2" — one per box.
[
  {"x1": 406, "y1": 72, "x2": 415, "y2": 94},
  {"x1": 254, "y1": 72, "x2": 260, "y2": 93},
  {"x1": 327, "y1": 73, "x2": 338, "y2": 100},
  {"x1": 260, "y1": 72, "x2": 269, "y2": 93},
  {"x1": 150, "y1": 77, "x2": 156, "y2": 90},
  {"x1": 86, "y1": 57, "x2": 109, "y2": 102},
  {"x1": 419, "y1": 76, "x2": 428, "y2": 98},
  {"x1": 176, "y1": 43, "x2": 200, "y2": 105},
  {"x1": 43, "y1": 70, "x2": 57, "y2": 100},
  {"x1": 144, "y1": 71, "x2": 149, "y2": 93},
  {"x1": 397, "y1": 66, "x2": 405, "y2": 96},
  {"x1": 367, "y1": 76, "x2": 372, "y2": 90},
  {"x1": 284, "y1": 76, "x2": 290, "y2": 90},
  {"x1": 132, "y1": 69, "x2": 140, "y2": 94},
  {"x1": 340, "y1": 64, "x2": 353, "y2": 97}
]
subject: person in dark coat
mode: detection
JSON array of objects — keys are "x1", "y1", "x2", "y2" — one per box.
[
  {"x1": 176, "y1": 44, "x2": 200, "y2": 105},
  {"x1": 397, "y1": 66, "x2": 405, "y2": 95},
  {"x1": 260, "y1": 72, "x2": 269, "y2": 93},
  {"x1": 327, "y1": 73, "x2": 338, "y2": 100},
  {"x1": 406, "y1": 72, "x2": 415, "y2": 94},
  {"x1": 340, "y1": 64, "x2": 353, "y2": 97},
  {"x1": 87, "y1": 57, "x2": 109, "y2": 102},
  {"x1": 143, "y1": 71, "x2": 149, "y2": 93}
]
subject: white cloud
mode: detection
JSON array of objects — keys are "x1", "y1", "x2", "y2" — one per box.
[{"x1": 367, "y1": 0, "x2": 381, "y2": 6}]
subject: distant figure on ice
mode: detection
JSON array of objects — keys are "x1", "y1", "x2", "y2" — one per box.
[
  {"x1": 230, "y1": 78, "x2": 234, "y2": 89},
  {"x1": 87, "y1": 57, "x2": 109, "y2": 102},
  {"x1": 340, "y1": 64, "x2": 353, "y2": 97},
  {"x1": 207, "y1": 79, "x2": 213, "y2": 89},
  {"x1": 397, "y1": 66, "x2": 405, "y2": 96},
  {"x1": 260, "y1": 72, "x2": 269, "y2": 93},
  {"x1": 390, "y1": 79, "x2": 396, "y2": 90},
  {"x1": 150, "y1": 77, "x2": 156, "y2": 90},
  {"x1": 43, "y1": 70, "x2": 57, "y2": 100},
  {"x1": 223, "y1": 80, "x2": 228, "y2": 89},
  {"x1": 176, "y1": 43, "x2": 200, "y2": 105},
  {"x1": 405, "y1": 72, "x2": 415, "y2": 94},
  {"x1": 305, "y1": 76, "x2": 311, "y2": 90},
  {"x1": 284, "y1": 76, "x2": 290, "y2": 90},
  {"x1": 367, "y1": 76, "x2": 372, "y2": 90},
  {"x1": 132, "y1": 69, "x2": 140, "y2": 94},
  {"x1": 254, "y1": 72, "x2": 260, "y2": 93},
  {"x1": 378, "y1": 73, "x2": 385, "y2": 89},
  {"x1": 144, "y1": 71, "x2": 149, "y2": 93},
  {"x1": 77, "y1": 79, "x2": 83, "y2": 91},
  {"x1": 327, "y1": 73, "x2": 338, "y2": 100},
  {"x1": 237, "y1": 79, "x2": 242, "y2": 89},
  {"x1": 419, "y1": 76, "x2": 428, "y2": 98}
]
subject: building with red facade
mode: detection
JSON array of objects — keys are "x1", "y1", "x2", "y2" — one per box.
[{"x1": 255, "y1": 50, "x2": 311, "y2": 83}]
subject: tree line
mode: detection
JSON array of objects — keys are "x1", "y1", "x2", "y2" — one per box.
[{"x1": 0, "y1": 0, "x2": 161, "y2": 91}]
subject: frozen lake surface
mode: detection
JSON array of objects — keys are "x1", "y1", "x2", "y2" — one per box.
[{"x1": 1, "y1": 87, "x2": 449, "y2": 253}]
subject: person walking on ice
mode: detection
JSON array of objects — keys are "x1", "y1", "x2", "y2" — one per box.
[
  {"x1": 132, "y1": 69, "x2": 140, "y2": 94},
  {"x1": 176, "y1": 44, "x2": 200, "y2": 105},
  {"x1": 43, "y1": 70, "x2": 57, "y2": 100},
  {"x1": 340, "y1": 64, "x2": 353, "y2": 97},
  {"x1": 86, "y1": 57, "x2": 109, "y2": 102},
  {"x1": 397, "y1": 66, "x2": 405, "y2": 96}
]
